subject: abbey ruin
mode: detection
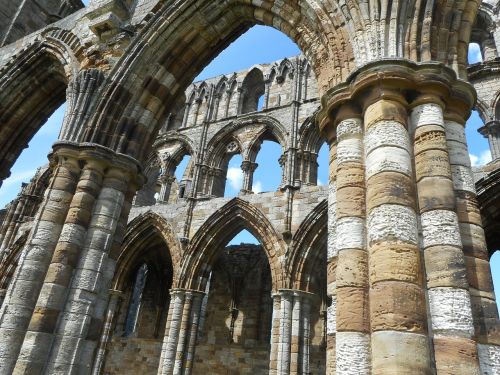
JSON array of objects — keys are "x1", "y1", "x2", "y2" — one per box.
[{"x1": 0, "y1": 0, "x2": 500, "y2": 374}]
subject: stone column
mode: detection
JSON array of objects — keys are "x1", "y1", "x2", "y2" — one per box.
[
  {"x1": 334, "y1": 110, "x2": 371, "y2": 375},
  {"x1": 157, "y1": 289, "x2": 205, "y2": 375},
  {"x1": 44, "y1": 155, "x2": 139, "y2": 374},
  {"x1": 325, "y1": 141, "x2": 337, "y2": 374},
  {"x1": 411, "y1": 97, "x2": 480, "y2": 373},
  {"x1": 14, "y1": 158, "x2": 105, "y2": 373},
  {"x1": 158, "y1": 174, "x2": 176, "y2": 203},
  {"x1": 363, "y1": 92, "x2": 431, "y2": 375},
  {"x1": 240, "y1": 160, "x2": 258, "y2": 194},
  {"x1": 0, "y1": 149, "x2": 81, "y2": 374},
  {"x1": 445, "y1": 112, "x2": 500, "y2": 372},
  {"x1": 479, "y1": 120, "x2": 500, "y2": 161},
  {"x1": 91, "y1": 289, "x2": 123, "y2": 375},
  {"x1": 270, "y1": 289, "x2": 314, "y2": 375}
]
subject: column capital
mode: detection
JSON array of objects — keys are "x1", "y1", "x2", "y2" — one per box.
[
  {"x1": 273, "y1": 288, "x2": 315, "y2": 300},
  {"x1": 169, "y1": 288, "x2": 205, "y2": 298},
  {"x1": 479, "y1": 120, "x2": 500, "y2": 137},
  {"x1": 318, "y1": 60, "x2": 476, "y2": 142},
  {"x1": 50, "y1": 141, "x2": 146, "y2": 189}
]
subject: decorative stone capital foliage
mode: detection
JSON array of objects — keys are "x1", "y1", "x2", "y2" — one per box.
[{"x1": 318, "y1": 60, "x2": 477, "y2": 142}]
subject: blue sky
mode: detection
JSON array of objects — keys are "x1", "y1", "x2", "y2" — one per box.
[{"x1": 0, "y1": 25, "x2": 497, "y2": 307}]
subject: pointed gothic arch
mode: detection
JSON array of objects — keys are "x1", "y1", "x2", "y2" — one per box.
[
  {"x1": 113, "y1": 211, "x2": 182, "y2": 289},
  {"x1": 178, "y1": 198, "x2": 286, "y2": 291},
  {"x1": 287, "y1": 200, "x2": 328, "y2": 292}
]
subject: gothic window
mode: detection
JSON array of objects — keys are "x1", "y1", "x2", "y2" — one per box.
[
  {"x1": 124, "y1": 263, "x2": 149, "y2": 337},
  {"x1": 241, "y1": 68, "x2": 265, "y2": 114}
]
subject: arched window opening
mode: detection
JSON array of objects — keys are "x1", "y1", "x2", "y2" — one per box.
[
  {"x1": 467, "y1": 110, "x2": 492, "y2": 167},
  {"x1": 0, "y1": 103, "x2": 65, "y2": 209},
  {"x1": 241, "y1": 68, "x2": 265, "y2": 114},
  {"x1": 257, "y1": 93, "x2": 265, "y2": 111},
  {"x1": 252, "y1": 140, "x2": 283, "y2": 193},
  {"x1": 468, "y1": 42, "x2": 484, "y2": 64},
  {"x1": 317, "y1": 142, "x2": 329, "y2": 186},
  {"x1": 173, "y1": 154, "x2": 193, "y2": 201},
  {"x1": 196, "y1": 228, "x2": 272, "y2": 373},
  {"x1": 224, "y1": 153, "x2": 243, "y2": 197}
]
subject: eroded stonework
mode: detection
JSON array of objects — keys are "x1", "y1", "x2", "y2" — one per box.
[{"x1": 0, "y1": 0, "x2": 500, "y2": 374}]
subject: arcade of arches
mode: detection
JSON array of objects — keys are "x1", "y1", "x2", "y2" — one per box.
[{"x1": 0, "y1": 0, "x2": 500, "y2": 374}]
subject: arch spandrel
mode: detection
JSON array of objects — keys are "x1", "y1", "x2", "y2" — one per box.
[{"x1": 178, "y1": 198, "x2": 286, "y2": 291}]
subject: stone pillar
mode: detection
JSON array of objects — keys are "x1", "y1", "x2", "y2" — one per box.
[
  {"x1": 240, "y1": 160, "x2": 258, "y2": 194},
  {"x1": 445, "y1": 113, "x2": 500, "y2": 372},
  {"x1": 158, "y1": 174, "x2": 176, "y2": 203},
  {"x1": 91, "y1": 290, "x2": 123, "y2": 375},
  {"x1": 317, "y1": 61, "x2": 500, "y2": 375},
  {"x1": 479, "y1": 120, "x2": 500, "y2": 161},
  {"x1": 14, "y1": 158, "x2": 106, "y2": 373},
  {"x1": 334, "y1": 110, "x2": 371, "y2": 375},
  {"x1": 44, "y1": 157, "x2": 138, "y2": 374},
  {"x1": 364, "y1": 93, "x2": 431, "y2": 375},
  {"x1": 325, "y1": 141, "x2": 337, "y2": 374},
  {"x1": 270, "y1": 289, "x2": 314, "y2": 375},
  {"x1": 411, "y1": 98, "x2": 480, "y2": 373},
  {"x1": 157, "y1": 289, "x2": 205, "y2": 375},
  {"x1": 0, "y1": 150, "x2": 81, "y2": 374}
]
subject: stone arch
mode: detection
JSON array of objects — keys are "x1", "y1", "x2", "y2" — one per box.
[
  {"x1": 298, "y1": 114, "x2": 324, "y2": 154},
  {"x1": 240, "y1": 67, "x2": 265, "y2": 114},
  {"x1": 0, "y1": 31, "x2": 82, "y2": 185},
  {"x1": 113, "y1": 211, "x2": 183, "y2": 289},
  {"x1": 287, "y1": 200, "x2": 327, "y2": 292},
  {"x1": 178, "y1": 198, "x2": 286, "y2": 291},
  {"x1": 81, "y1": 0, "x2": 353, "y2": 161}
]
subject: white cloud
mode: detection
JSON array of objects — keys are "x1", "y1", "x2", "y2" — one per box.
[
  {"x1": 317, "y1": 178, "x2": 324, "y2": 186},
  {"x1": 2, "y1": 169, "x2": 37, "y2": 189},
  {"x1": 227, "y1": 167, "x2": 243, "y2": 191},
  {"x1": 469, "y1": 149, "x2": 492, "y2": 167},
  {"x1": 469, "y1": 43, "x2": 483, "y2": 64},
  {"x1": 253, "y1": 180, "x2": 263, "y2": 193}
]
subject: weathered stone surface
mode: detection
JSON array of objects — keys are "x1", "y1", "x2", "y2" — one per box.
[{"x1": 370, "y1": 281, "x2": 427, "y2": 333}]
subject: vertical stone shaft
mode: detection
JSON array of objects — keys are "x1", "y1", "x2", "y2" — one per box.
[
  {"x1": 445, "y1": 116, "x2": 500, "y2": 372},
  {"x1": 411, "y1": 100, "x2": 480, "y2": 374},
  {"x1": 277, "y1": 291, "x2": 292, "y2": 374},
  {"x1": 157, "y1": 289, "x2": 204, "y2": 375},
  {"x1": 364, "y1": 96, "x2": 431, "y2": 374},
  {"x1": 158, "y1": 290, "x2": 186, "y2": 374},
  {"x1": 269, "y1": 293, "x2": 281, "y2": 375},
  {"x1": 334, "y1": 115, "x2": 370, "y2": 375},
  {"x1": 0, "y1": 154, "x2": 80, "y2": 374},
  {"x1": 326, "y1": 141, "x2": 337, "y2": 374},
  {"x1": 44, "y1": 166, "x2": 130, "y2": 374},
  {"x1": 272, "y1": 289, "x2": 313, "y2": 375},
  {"x1": 14, "y1": 159, "x2": 104, "y2": 373},
  {"x1": 91, "y1": 290, "x2": 122, "y2": 375}
]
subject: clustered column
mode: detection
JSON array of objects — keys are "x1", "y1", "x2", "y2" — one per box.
[
  {"x1": 0, "y1": 142, "x2": 142, "y2": 375},
  {"x1": 0, "y1": 151, "x2": 81, "y2": 374},
  {"x1": 158, "y1": 288, "x2": 205, "y2": 375},
  {"x1": 317, "y1": 60, "x2": 497, "y2": 375},
  {"x1": 269, "y1": 289, "x2": 313, "y2": 375}
]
